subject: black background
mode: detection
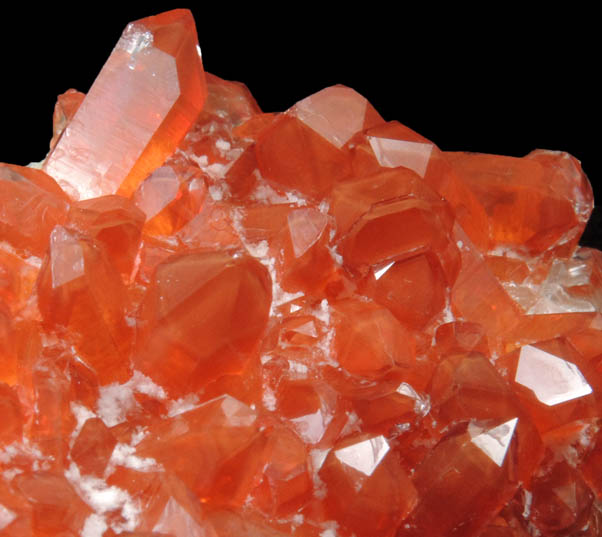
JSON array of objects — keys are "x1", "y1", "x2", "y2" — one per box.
[{"x1": 2, "y1": 6, "x2": 599, "y2": 248}]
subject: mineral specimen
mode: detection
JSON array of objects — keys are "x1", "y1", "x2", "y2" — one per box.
[{"x1": 0, "y1": 8, "x2": 601, "y2": 537}]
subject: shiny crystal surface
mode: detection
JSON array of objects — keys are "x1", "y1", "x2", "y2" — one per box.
[
  {"x1": 0, "y1": 8, "x2": 601, "y2": 537},
  {"x1": 43, "y1": 10, "x2": 207, "y2": 201}
]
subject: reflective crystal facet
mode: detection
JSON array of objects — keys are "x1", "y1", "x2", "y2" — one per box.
[
  {"x1": 44, "y1": 9, "x2": 207, "y2": 200},
  {"x1": 0, "y1": 9, "x2": 601, "y2": 537},
  {"x1": 515, "y1": 345, "x2": 593, "y2": 406}
]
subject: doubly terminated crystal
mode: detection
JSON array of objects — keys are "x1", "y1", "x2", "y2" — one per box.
[{"x1": 1, "y1": 8, "x2": 601, "y2": 537}]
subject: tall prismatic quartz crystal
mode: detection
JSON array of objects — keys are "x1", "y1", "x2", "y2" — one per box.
[
  {"x1": 0, "y1": 8, "x2": 601, "y2": 537},
  {"x1": 44, "y1": 9, "x2": 207, "y2": 200}
]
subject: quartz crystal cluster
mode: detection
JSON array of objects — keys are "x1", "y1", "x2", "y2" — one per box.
[{"x1": 1, "y1": 8, "x2": 601, "y2": 537}]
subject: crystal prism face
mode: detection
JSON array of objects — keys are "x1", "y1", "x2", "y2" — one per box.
[
  {"x1": 44, "y1": 9, "x2": 207, "y2": 200},
  {"x1": 445, "y1": 150, "x2": 594, "y2": 256},
  {"x1": 50, "y1": 227, "x2": 87, "y2": 289},
  {"x1": 2, "y1": 7, "x2": 602, "y2": 537},
  {"x1": 0, "y1": 164, "x2": 70, "y2": 256},
  {"x1": 134, "y1": 250, "x2": 272, "y2": 396}
]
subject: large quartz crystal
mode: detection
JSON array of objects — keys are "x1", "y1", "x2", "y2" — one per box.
[{"x1": 0, "y1": 8, "x2": 600, "y2": 537}]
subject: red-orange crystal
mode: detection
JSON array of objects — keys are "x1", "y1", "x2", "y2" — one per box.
[
  {"x1": 0, "y1": 8, "x2": 600, "y2": 537},
  {"x1": 43, "y1": 9, "x2": 207, "y2": 201}
]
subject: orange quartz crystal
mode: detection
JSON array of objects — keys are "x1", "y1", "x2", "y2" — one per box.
[
  {"x1": 0, "y1": 8, "x2": 601, "y2": 537},
  {"x1": 43, "y1": 9, "x2": 207, "y2": 201}
]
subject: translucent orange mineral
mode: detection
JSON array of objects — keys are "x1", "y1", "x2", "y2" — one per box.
[
  {"x1": 44, "y1": 9, "x2": 207, "y2": 200},
  {"x1": 0, "y1": 8, "x2": 600, "y2": 537}
]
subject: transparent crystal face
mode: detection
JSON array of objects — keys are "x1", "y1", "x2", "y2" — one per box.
[
  {"x1": 0, "y1": 8, "x2": 599, "y2": 537},
  {"x1": 515, "y1": 345, "x2": 593, "y2": 406},
  {"x1": 334, "y1": 436, "x2": 390, "y2": 477},
  {"x1": 469, "y1": 418, "x2": 518, "y2": 467}
]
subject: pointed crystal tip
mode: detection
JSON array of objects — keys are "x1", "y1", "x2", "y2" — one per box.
[{"x1": 44, "y1": 8, "x2": 207, "y2": 201}]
